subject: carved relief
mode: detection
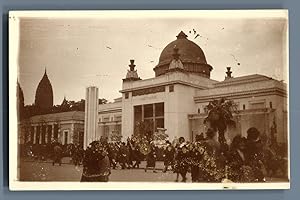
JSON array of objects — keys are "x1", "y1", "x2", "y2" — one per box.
[{"x1": 132, "y1": 86, "x2": 165, "y2": 97}]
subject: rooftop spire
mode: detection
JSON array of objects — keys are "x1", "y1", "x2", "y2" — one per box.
[{"x1": 176, "y1": 31, "x2": 188, "y2": 39}]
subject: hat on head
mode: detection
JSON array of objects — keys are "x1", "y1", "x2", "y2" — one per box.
[{"x1": 247, "y1": 127, "x2": 260, "y2": 141}]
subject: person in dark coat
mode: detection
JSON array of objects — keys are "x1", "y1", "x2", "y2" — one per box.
[
  {"x1": 81, "y1": 141, "x2": 111, "y2": 182},
  {"x1": 163, "y1": 141, "x2": 175, "y2": 173},
  {"x1": 52, "y1": 142, "x2": 63, "y2": 166},
  {"x1": 190, "y1": 133, "x2": 205, "y2": 182},
  {"x1": 72, "y1": 144, "x2": 83, "y2": 167},
  {"x1": 108, "y1": 143, "x2": 119, "y2": 169},
  {"x1": 245, "y1": 127, "x2": 266, "y2": 182},
  {"x1": 118, "y1": 142, "x2": 129, "y2": 169},
  {"x1": 131, "y1": 142, "x2": 142, "y2": 169},
  {"x1": 227, "y1": 135, "x2": 254, "y2": 182},
  {"x1": 145, "y1": 142, "x2": 157, "y2": 173},
  {"x1": 174, "y1": 144, "x2": 190, "y2": 182},
  {"x1": 200, "y1": 129, "x2": 225, "y2": 182},
  {"x1": 126, "y1": 138, "x2": 134, "y2": 168}
]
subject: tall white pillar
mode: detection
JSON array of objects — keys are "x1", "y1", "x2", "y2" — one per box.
[{"x1": 84, "y1": 86, "x2": 99, "y2": 149}]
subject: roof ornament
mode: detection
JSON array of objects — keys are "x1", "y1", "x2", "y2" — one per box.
[
  {"x1": 225, "y1": 67, "x2": 233, "y2": 80},
  {"x1": 169, "y1": 46, "x2": 184, "y2": 70},
  {"x1": 172, "y1": 45, "x2": 180, "y2": 60},
  {"x1": 129, "y1": 59, "x2": 136, "y2": 71},
  {"x1": 123, "y1": 59, "x2": 141, "y2": 82}
]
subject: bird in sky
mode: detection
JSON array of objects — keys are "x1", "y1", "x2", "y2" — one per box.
[
  {"x1": 193, "y1": 29, "x2": 196, "y2": 34},
  {"x1": 230, "y1": 54, "x2": 237, "y2": 61},
  {"x1": 194, "y1": 34, "x2": 201, "y2": 39},
  {"x1": 106, "y1": 46, "x2": 112, "y2": 50},
  {"x1": 147, "y1": 44, "x2": 161, "y2": 50}
]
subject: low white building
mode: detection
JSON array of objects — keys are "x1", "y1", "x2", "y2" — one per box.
[{"x1": 19, "y1": 111, "x2": 85, "y2": 146}]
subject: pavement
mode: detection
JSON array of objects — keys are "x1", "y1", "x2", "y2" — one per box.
[
  {"x1": 19, "y1": 160, "x2": 179, "y2": 182},
  {"x1": 19, "y1": 159, "x2": 288, "y2": 183}
]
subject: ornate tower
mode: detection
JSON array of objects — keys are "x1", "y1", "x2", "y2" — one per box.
[{"x1": 34, "y1": 69, "x2": 53, "y2": 113}]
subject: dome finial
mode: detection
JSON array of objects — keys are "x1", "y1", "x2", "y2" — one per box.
[
  {"x1": 44, "y1": 67, "x2": 48, "y2": 78},
  {"x1": 176, "y1": 31, "x2": 187, "y2": 39}
]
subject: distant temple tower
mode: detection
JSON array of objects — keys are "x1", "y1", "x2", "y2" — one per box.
[
  {"x1": 17, "y1": 80, "x2": 25, "y2": 120},
  {"x1": 34, "y1": 69, "x2": 53, "y2": 112},
  {"x1": 84, "y1": 86, "x2": 99, "y2": 149}
]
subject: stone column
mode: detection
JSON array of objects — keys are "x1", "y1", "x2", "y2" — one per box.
[
  {"x1": 51, "y1": 124, "x2": 55, "y2": 142},
  {"x1": 70, "y1": 123, "x2": 74, "y2": 144},
  {"x1": 141, "y1": 105, "x2": 144, "y2": 121},
  {"x1": 39, "y1": 126, "x2": 42, "y2": 144},
  {"x1": 153, "y1": 104, "x2": 156, "y2": 133},
  {"x1": 33, "y1": 126, "x2": 37, "y2": 144},
  {"x1": 45, "y1": 125, "x2": 48, "y2": 144}
]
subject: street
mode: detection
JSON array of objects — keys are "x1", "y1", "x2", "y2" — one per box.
[
  {"x1": 18, "y1": 159, "x2": 287, "y2": 183},
  {"x1": 19, "y1": 159, "x2": 181, "y2": 182}
]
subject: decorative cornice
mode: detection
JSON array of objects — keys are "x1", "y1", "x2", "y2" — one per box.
[
  {"x1": 188, "y1": 108, "x2": 276, "y2": 119},
  {"x1": 98, "y1": 109, "x2": 122, "y2": 114},
  {"x1": 120, "y1": 80, "x2": 209, "y2": 93},
  {"x1": 213, "y1": 75, "x2": 281, "y2": 88},
  {"x1": 194, "y1": 87, "x2": 287, "y2": 103}
]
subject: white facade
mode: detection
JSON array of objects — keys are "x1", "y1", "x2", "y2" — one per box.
[
  {"x1": 94, "y1": 31, "x2": 288, "y2": 145},
  {"x1": 97, "y1": 71, "x2": 287, "y2": 144}
]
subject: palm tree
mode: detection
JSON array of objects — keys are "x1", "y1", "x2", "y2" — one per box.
[{"x1": 204, "y1": 98, "x2": 237, "y2": 145}]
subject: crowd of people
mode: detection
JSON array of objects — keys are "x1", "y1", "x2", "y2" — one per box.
[{"x1": 20, "y1": 126, "x2": 288, "y2": 183}]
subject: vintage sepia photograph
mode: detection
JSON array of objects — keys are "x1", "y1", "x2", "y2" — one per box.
[{"x1": 9, "y1": 10, "x2": 289, "y2": 190}]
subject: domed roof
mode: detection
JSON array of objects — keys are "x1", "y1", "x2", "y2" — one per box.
[
  {"x1": 154, "y1": 31, "x2": 213, "y2": 77},
  {"x1": 158, "y1": 31, "x2": 207, "y2": 66},
  {"x1": 35, "y1": 69, "x2": 53, "y2": 111}
]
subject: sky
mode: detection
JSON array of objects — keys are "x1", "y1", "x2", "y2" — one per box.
[{"x1": 16, "y1": 12, "x2": 288, "y2": 105}]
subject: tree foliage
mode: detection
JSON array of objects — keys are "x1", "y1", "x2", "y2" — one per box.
[
  {"x1": 21, "y1": 98, "x2": 108, "y2": 119},
  {"x1": 204, "y1": 98, "x2": 237, "y2": 144}
]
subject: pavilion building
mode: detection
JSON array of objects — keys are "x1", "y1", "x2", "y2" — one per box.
[{"x1": 85, "y1": 31, "x2": 287, "y2": 147}]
